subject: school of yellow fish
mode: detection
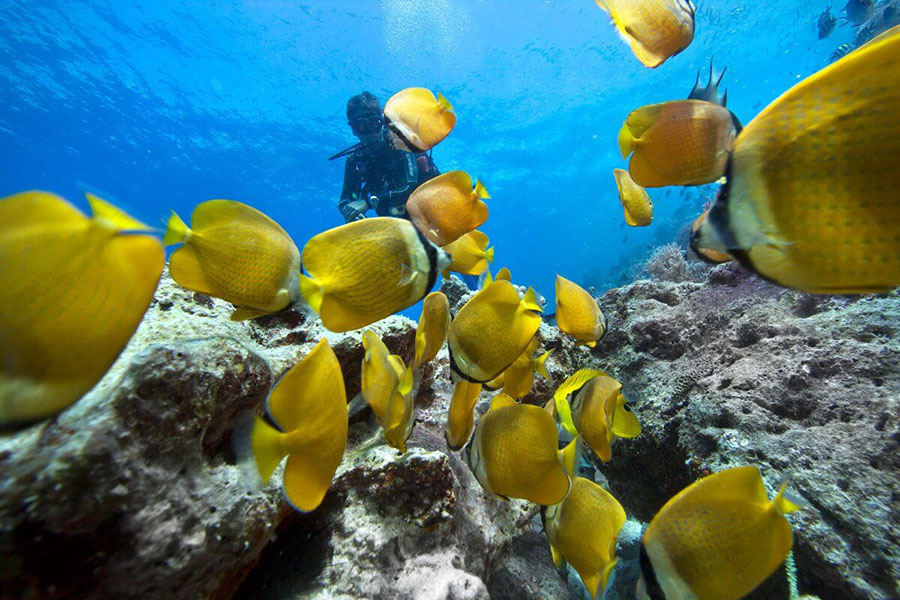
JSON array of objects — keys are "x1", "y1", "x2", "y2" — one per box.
[{"x1": 2, "y1": 7, "x2": 899, "y2": 600}]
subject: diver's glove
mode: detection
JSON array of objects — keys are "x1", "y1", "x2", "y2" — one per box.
[{"x1": 340, "y1": 199, "x2": 368, "y2": 222}]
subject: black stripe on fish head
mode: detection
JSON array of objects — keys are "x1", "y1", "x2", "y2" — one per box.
[
  {"x1": 639, "y1": 544, "x2": 667, "y2": 600},
  {"x1": 412, "y1": 223, "x2": 440, "y2": 301},
  {"x1": 384, "y1": 115, "x2": 424, "y2": 152}
]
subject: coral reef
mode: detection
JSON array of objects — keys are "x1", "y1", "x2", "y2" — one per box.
[{"x1": 2, "y1": 264, "x2": 897, "y2": 600}]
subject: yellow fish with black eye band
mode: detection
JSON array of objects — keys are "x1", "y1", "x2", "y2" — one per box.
[
  {"x1": 637, "y1": 466, "x2": 805, "y2": 600},
  {"x1": 553, "y1": 369, "x2": 641, "y2": 463},
  {"x1": 448, "y1": 280, "x2": 542, "y2": 384},
  {"x1": 614, "y1": 169, "x2": 653, "y2": 227},
  {"x1": 543, "y1": 476, "x2": 626, "y2": 600},
  {"x1": 691, "y1": 31, "x2": 900, "y2": 294},
  {"x1": 414, "y1": 291, "x2": 450, "y2": 367},
  {"x1": 300, "y1": 217, "x2": 450, "y2": 332},
  {"x1": 164, "y1": 200, "x2": 300, "y2": 321},
  {"x1": 406, "y1": 171, "x2": 490, "y2": 247},
  {"x1": 595, "y1": 0, "x2": 696, "y2": 68},
  {"x1": 233, "y1": 338, "x2": 348, "y2": 512},
  {"x1": 0, "y1": 191, "x2": 164, "y2": 426},
  {"x1": 619, "y1": 100, "x2": 741, "y2": 188},
  {"x1": 445, "y1": 379, "x2": 483, "y2": 450},
  {"x1": 556, "y1": 275, "x2": 608, "y2": 347},
  {"x1": 360, "y1": 331, "x2": 416, "y2": 453},
  {"x1": 383, "y1": 87, "x2": 456, "y2": 152},
  {"x1": 462, "y1": 394, "x2": 570, "y2": 505},
  {"x1": 441, "y1": 230, "x2": 494, "y2": 278}
]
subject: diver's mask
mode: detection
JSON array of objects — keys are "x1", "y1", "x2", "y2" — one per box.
[{"x1": 350, "y1": 113, "x2": 385, "y2": 145}]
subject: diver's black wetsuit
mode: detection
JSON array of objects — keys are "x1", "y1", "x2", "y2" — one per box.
[{"x1": 338, "y1": 135, "x2": 439, "y2": 219}]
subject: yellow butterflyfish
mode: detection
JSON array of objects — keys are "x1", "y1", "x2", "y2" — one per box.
[
  {"x1": 445, "y1": 379, "x2": 483, "y2": 451},
  {"x1": 383, "y1": 87, "x2": 456, "y2": 152},
  {"x1": 691, "y1": 32, "x2": 900, "y2": 293},
  {"x1": 360, "y1": 331, "x2": 417, "y2": 453},
  {"x1": 595, "y1": 0, "x2": 696, "y2": 68},
  {"x1": 491, "y1": 337, "x2": 552, "y2": 399},
  {"x1": 0, "y1": 191, "x2": 164, "y2": 425},
  {"x1": 406, "y1": 171, "x2": 489, "y2": 246},
  {"x1": 233, "y1": 338, "x2": 348, "y2": 512},
  {"x1": 555, "y1": 275, "x2": 608, "y2": 347},
  {"x1": 414, "y1": 292, "x2": 450, "y2": 367},
  {"x1": 299, "y1": 217, "x2": 450, "y2": 332},
  {"x1": 619, "y1": 100, "x2": 740, "y2": 188},
  {"x1": 164, "y1": 200, "x2": 300, "y2": 321},
  {"x1": 441, "y1": 230, "x2": 494, "y2": 277},
  {"x1": 613, "y1": 169, "x2": 653, "y2": 227}
]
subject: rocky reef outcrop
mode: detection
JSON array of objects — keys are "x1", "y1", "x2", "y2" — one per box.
[{"x1": 2, "y1": 263, "x2": 898, "y2": 600}]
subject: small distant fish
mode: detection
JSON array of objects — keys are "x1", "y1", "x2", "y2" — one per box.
[
  {"x1": 414, "y1": 292, "x2": 450, "y2": 367},
  {"x1": 447, "y1": 279, "x2": 542, "y2": 384},
  {"x1": 383, "y1": 87, "x2": 456, "y2": 152},
  {"x1": 842, "y1": 0, "x2": 874, "y2": 27},
  {"x1": 830, "y1": 42, "x2": 854, "y2": 62},
  {"x1": 555, "y1": 275, "x2": 608, "y2": 347},
  {"x1": 818, "y1": 5, "x2": 837, "y2": 39},
  {"x1": 693, "y1": 32, "x2": 900, "y2": 293},
  {"x1": 618, "y1": 100, "x2": 741, "y2": 187},
  {"x1": 0, "y1": 191, "x2": 164, "y2": 426},
  {"x1": 164, "y1": 200, "x2": 300, "y2": 321},
  {"x1": 300, "y1": 217, "x2": 450, "y2": 332},
  {"x1": 462, "y1": 394, "x2": 570, "y2": 505},
  {"x1": 614, "y1": 168, "x2": 654, "y2": 226},
  {"x1": 441, "y1": 230, "x2": 494, "y2": 278},
  {"x1": 543, "y1": 475, "x2": 626, "y2": 600},
  {"x1": 688, "y1": 57, "x2": 728, "y2": 107},
  {"x1": 636, "y1": 466, "x2": 805, "y2": 600},
  {"x1": 595, "y1": 0, "x2": 696, "y2": 68},
  {"x1": 406, "y1": 171, "x2": 490, "y2": 246},
  {"x1": 445, "y1": 379, "x2": 482, "y2": 450},
  {"x1": 233, "y1": 339, "x2": 348, "y2": 512}
]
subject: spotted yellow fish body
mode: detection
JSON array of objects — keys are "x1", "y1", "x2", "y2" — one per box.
[
  {"x1": 442, "y1": 230, "x2": 494, "y2": 277},
  {"x1": 0, "y1": 191, "x2": 164, "y2": 425},
  {"x1": 236, "y1": 339, "x2": 348, "y2": 512},
  {"x1": 448, "y1": 280, "x2": 542, "y2": 383},
  {"x1": 406, "y1": 171, "x2": 490, "y2": 246},
  {"x1": 544, "y1": 477, "x2": 626, "y2": 600},
  {"x1": 165, "y1": 200, "x2": 300, "y2": 321},
  {"x1": 613, "y1": 168, "x2": 653, "y2": 227},
  {"x1": 619, "y1": 100, "x2": 739, "y2": 188},
  {"x1": 464, "y1": 400, "x2": 570, "y2": 505},
  {"x1": 300, "y1": 217, "x2": 449, "y2": 332},
  {"x1": 361, "y1": 330, "x2": 416, "y2": 453},
  {"x1": 697, "y1": 32, "x2": 900, "y2": 293},
  {"x1": 596, "y1": 0, "x2": 695, "y2": 68},
  {"x1": 383, "y1": 87, "x2": 456, "y2": 152},
  {"x1": 414, "y1": 292, "x2": 450, "y2": 367},
  {"x1": 637, "y1": 466, "x2": 803, "y2": 600},
  {"x1": 556, "y1": 275, "x2": 608, "y2": 346}
]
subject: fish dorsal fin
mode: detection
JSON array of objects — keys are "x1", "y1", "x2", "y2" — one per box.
[
  {"x1": 521, "y1": 287, "x2": 543, "y2": 313},
  {"x1": 87, "y1": 193, "x2": 152, "y2": 232},
  {"x1": 479, "y1": 268, "x2": 493, "y2": 289},
  {"x1": 533, "y1": 350, "x2": 552, "y2": 379},
  {"x1": 490, "y1": 393, "x2": 517, "y2": 411},
  {"x1": 553, "y1": 369, "x2": 606, "y2": 435},
  {"x1": 773, "y1": 475, "x2": 807, "y2": 515},
  {"x1": 495, "y1": 267, "x2": 511, "y2": 281}
]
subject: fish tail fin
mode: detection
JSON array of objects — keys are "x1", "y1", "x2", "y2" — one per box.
[
  {"x1": 479, "y1": 268, "x2": 493, "y2": 289},
  {"x1": 484, "y1": 246, "x2": 495, "y2": 264},
  {"x1": 582, "y1": 572, "x2": 602, "y2": 600},
  {"x1": 163, "y1": 210, "x2": 192, "y2": 245},
  {"x1": 398, "y1": 361, "x2": 415, "y2": 397},
  {"x1": 298, "y1": 273, "x2": 324, "y2": 314},
  {"x1": 534, "y1": 350, "x2": 552, "y2": 379},
  {"x1": 474, "y1": 179, "x2": 491, "y2": 200},
  {"x1": 593, "y1": 0, "x2": 610, "y2": 13},
  {"x1": 437, "y1": 92, "x2": 454, "y2": 113},
  {"x1": 559, "y1": 434, "x2": 581, "y2": 478},
  {"x1": 773, "y1": 475, "x2": 807, "y2": 515},
  {"x1": 617, "y1": 123, "x2": 635, "y2": 158},
  {"x1": 522, "y1": 287, "x2": 543, "y2": 313},
  {"x1": 600, "y1": 559, "x2": 619, "y2": 597},
  {"x1": 232, "y1": 413, "x2": 285, "y2": 487},
  {"x1": 87, "y1": 193, "x2": 152, "y2": 232}
]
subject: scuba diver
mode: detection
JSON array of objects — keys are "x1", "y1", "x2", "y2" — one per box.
[{"x1": 330, "y1": 92, "x2": 440, "y2": 223}]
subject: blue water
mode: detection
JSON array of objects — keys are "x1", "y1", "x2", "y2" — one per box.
[{"x1": 0, "y1": 1, "x2": 856, "y2": 310}]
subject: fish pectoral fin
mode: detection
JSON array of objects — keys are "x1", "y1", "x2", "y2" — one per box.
[
  {"x1": 230, "y1": 307, "x2": 269, "y2": 321},
  {"x1": 397, "y1": 264, "x2": 422, "y2": 287}
]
